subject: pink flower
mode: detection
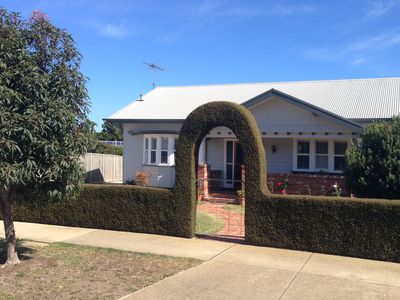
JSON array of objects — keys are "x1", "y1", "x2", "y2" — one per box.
[
  {"x1": 280, "y1": 189, "x2": 287, "y2": 194},
  {"x1": 277, "y1": 182, "x2": 282, "y2": 187},
  {"x1": 30, "y1": 10, "x2": 49, "y2": 22}
]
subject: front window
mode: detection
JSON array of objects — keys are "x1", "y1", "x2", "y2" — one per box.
[
  {"x1": 334, "y1": 142, "x2": 347, "y2": 171},
  {"x1": 315, "y1": 141, "x2": 328, "y2": 170},
  {"x1": 297, "y1": 141, "x2": 310, "y2": 169},
  {"x1": 294, "y1": 139, "x2": 349, "y2": 173},
  {"x1": 143, "y1": 135, "x2": 178, "y2": 166}
]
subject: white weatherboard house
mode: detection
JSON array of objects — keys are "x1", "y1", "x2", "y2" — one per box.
[{"x1": 106, "y1": 78, "x2": 400, "y2": 192}]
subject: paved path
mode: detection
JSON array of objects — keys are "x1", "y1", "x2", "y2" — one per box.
[
  {"x1": 3, "y1": 222, "x2": 400, "y2": 299},
  {"x1": 197, "y1": 202, "x2": 244, "y2": 237}
]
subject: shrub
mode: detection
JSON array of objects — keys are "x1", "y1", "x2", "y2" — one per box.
[
  {"x1": 89, "y1": 142, "x2": 123, "y2": 156},
  {"x1": 135, "y1": 171, "x2": 152, "y2": 186},
  {"x1": 345, "y1": 117, "x2": 400, "y2": 199}
]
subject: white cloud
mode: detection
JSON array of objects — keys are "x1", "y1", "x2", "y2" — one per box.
[
  {"x1": 344, "y1": 32, "x2": 400, "y2": 53},
  {"x1": 350, "y1": 57, "x2": 367, "y2": 66},
  {"x1": 224, "y1": 3, "x2": 315, "y2": 17},
  {"x1": 304, "y1": 31, "x2": 400, "y2": 68},
  {"x1": 92, "y1": 22, "x2": 129, "y2": 39},
  {"x1": 365, "y1": 0, "x2": 400, "y2": 18}
]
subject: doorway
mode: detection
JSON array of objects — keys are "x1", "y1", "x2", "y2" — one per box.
[{"x1": 224, "y1": 140, "x2": 244, "y2": 189}]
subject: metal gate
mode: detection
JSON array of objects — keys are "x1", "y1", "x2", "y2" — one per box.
[{"x1": 195, "y1": 178, "x2": 245, "y2": 238}]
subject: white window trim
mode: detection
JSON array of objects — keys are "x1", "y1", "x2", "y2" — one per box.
[
  {"x1": 143, "y1": 134, "x2": 178, "y2": 167},
  {"x1": 293, "y1": 139, "x2": 349, "y2": 173}
]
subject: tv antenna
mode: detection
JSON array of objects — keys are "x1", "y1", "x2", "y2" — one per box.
[{"x1": 143, "y1": 62, "x2": 165, "y2": 88}]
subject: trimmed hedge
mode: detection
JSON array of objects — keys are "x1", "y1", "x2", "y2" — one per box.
[
  {"x1": 7, "y1": 101, "x2": 400, "y2": 263},
  {"x1": 246, "y1": 194, "x2": 400, "y2": 262},
  {"x1": 11, "y1": 184, "x2": 180, "y2": 236}
]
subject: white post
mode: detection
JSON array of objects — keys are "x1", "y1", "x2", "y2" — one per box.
[{"x1": 198, "y1": 138, "x2": 206, "y2": 164}]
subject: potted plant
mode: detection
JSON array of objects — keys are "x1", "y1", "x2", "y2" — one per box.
[
  {"x1": 236, "y1": 189, "x2": 245, "y2": 205},
  {"x1": 329, "y1": 183, "x2": 342, "y2": 197},
  {"x1": 277, "y1": 176, "x2": 289, "y2": 194}
]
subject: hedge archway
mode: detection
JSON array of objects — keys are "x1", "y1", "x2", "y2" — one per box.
[{"x1": 173, "y1": 101, "x2": 269, "y2": 237}]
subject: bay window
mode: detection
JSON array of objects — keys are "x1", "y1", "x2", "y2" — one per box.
[{"x1": 143, "y1": 135, "x2": 178, "y2": 166}]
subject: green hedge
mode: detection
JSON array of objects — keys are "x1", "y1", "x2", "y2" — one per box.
[
  {"x1": 174, "y1": 101, "x2": 267, "y2": 237},
  {"x1": 246, "y1": 194, "x2": 400, "y2": 262},
  {"x1": 10, "y1": 184, "x2": 183, "y2": 236},
  {"x1": 8, "y1": 101, "x2": 400, "y2": 263}
]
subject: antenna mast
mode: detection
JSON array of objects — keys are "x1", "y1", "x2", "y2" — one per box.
[{"x1": 143, "y1": 62, "x2": 165, "y2": 89}]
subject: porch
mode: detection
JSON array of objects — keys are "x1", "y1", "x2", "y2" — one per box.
[{"x1": 197, "y1": 128, "x2": 351, "y2": 199}]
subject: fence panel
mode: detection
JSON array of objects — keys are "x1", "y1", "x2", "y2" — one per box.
[{"x1": 81, "y1": 153, "x2": 123, "y2": 183}]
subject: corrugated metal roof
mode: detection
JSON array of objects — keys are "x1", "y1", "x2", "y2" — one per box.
[{"x1": 107, "y1": 78, "x2": 400, "y2": 121}]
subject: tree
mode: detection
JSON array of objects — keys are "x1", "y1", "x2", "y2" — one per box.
[
  {"x1": 345, "y1": 116, "x2": 400, "y2": 199},
  {"x1": 96, "y1": 120, "x2": 122, "y2": 141},
  {"x1": 0, "y1": 8, "x2": 92, "y2": 265},
  {"x1": 88, "y1": 142, "x2": 123, "y2": 156}
]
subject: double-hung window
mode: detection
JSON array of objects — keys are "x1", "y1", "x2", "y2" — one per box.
[
  {"x1": 160, "y1": 137, "x2": 169, "y2": 164},
  {"x1": 334, "y1": 142, "x2": 347, "y2": 171},
  {"x1": 150, "y1": 137, "x2": 157, "y2": 164},
  {"x1": 315, "y1": 141, "x2": 329, "y2": 170},
  {"x1": 297, "y1": 141, "x2": 310, "y2": 170}
]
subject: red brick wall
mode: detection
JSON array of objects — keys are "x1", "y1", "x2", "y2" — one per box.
[
  {"x1": 197, "y1": 165, "x2": 348, "y2": 197},
  {"x1": 197, "y1": 164, "x2": 210, "y2": 199},
  {"x1": 268, "y1": 173, "x2": 348, "y2": 196}
]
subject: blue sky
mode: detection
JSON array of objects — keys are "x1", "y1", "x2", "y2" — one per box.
[{"x1": 2, "y1": 0, "x2": 400, "y2": 129}]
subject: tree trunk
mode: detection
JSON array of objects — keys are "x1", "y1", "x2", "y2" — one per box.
[{"x1": 0, "y1": 188, "x2": 20, "y2": 266}]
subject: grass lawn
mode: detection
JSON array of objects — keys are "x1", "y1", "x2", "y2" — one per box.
[
  {"x1": 222, "y1": 204, "x2": 244, "y2": 214},
  {"x1": 0, "y1": 241, "x2": 201, "y2": 300},
  {"x1": 195, "y1": 210, "x2": 225, "y2": 234}
]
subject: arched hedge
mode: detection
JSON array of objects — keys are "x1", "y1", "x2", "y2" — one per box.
[{"x1": 173, "y1": 101, "x2": 268, "y2": 237}]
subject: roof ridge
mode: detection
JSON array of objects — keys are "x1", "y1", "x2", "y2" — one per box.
[{"x1": 155, "y1": 77, "x2": 400, "y2": 89}]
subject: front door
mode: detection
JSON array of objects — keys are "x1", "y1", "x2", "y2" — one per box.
[{"x1": 225, "y1": 140, "x2": 244, "y2": 189}]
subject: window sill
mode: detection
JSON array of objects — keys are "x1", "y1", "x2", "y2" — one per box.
[{"x1": 142, "y1": 164, "x2": 174, "y2": 168}]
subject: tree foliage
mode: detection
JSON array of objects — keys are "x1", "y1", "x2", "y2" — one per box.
[
  {"x1": 96, "y1": 120, "x2": 122, "y2": 141},
  {"x1": 0, "y1": 8, "x2": 92, "y2": 264},
  {"x1": 89, "y1": 142, "x2": 123, "y2": 156},
  {"x1": 345, "y1": 117, "x2": 400, "y2": 199}
]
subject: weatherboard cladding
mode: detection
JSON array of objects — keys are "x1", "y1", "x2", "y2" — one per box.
[{"x1": 108, "y1": 78, "x2": 400, "y2": 121}]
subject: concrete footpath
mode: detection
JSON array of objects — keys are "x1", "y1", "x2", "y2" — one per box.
[{"x1": 3, "y1": 222, "x2": 400, "y2": 300}]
